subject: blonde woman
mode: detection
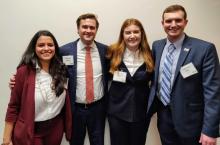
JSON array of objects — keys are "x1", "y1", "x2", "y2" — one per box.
[{"x1": 106, "y1": 18, "x2": 154, "y2": 145}]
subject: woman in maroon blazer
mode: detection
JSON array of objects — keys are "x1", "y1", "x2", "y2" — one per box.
[{"x1": 2, "y1": 30, "x2": 72, "y2": 145}]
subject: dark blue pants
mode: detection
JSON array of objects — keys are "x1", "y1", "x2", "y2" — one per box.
[
  {"x1": 70, "y1": 100, "x2": 106, "y2": 145},
  {"x1": 157, "y1": 102, "x2": 201, "y2": 145},
  {"x1": 108, "y1": 115, "x2": 150, "y2": 145}
]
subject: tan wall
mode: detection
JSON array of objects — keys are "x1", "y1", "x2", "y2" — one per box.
[{"x1": 0, "y1": 0, "x2": 219, "y2": 144}]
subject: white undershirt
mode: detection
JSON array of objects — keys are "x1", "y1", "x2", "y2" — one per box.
[
  {"x1": 75, "y1": 40, "x2": 104, "y2": 103},
  {"x1": 35, "y1": 68, "x2": 66, "y2": 121},
  {"x1": 123, "y1": 48, "x2": 144, "y2": 76}
]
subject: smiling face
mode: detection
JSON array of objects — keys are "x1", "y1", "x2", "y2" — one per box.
[
  {"x1": 35, "y1": 36, "x2": 55, "y2": 65},
  {"x1": 77, "y1": 18, "x2": 97, "y2": 46},
  {"x1": 123, "y1": 24, "x2": 141, "y2": 51},
  {"x1": 162, "y1": 10, "x2": 188, "y2": 42}
]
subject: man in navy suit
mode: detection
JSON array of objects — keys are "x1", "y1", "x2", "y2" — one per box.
[
  {"x1": 60, "y1": 13, "x2": 108, "y2": 145},
  {"x1": 147, "y1": 4, "x2": 220, "y2": 145}
]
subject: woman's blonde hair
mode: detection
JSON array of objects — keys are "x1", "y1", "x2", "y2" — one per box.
[{"x1": 107, "y1": 18, "x2": 154, "y2": 74}]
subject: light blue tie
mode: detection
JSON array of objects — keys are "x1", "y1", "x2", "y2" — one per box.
[{"x1": 160, "y1": 44, "x2": 175, "y2": 105}]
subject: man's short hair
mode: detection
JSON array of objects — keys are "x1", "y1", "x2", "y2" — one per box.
[
  {"x1": 76, "y1": 13, "x2": 99, "y2": 29},
  {"x1": 162, "y1": 4, "x2": 187, "y2": 20}
]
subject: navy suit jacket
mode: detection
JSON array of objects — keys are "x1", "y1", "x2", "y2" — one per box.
[
  {"x1": 59, "y1": 39, "x2": 108, "y2": 112},
  {"x1": 147, "y1": 35, "x2": 220, "y2": 138},
  {"x1": 108, "y1": 63, "x2": 151, "y2": 122}
]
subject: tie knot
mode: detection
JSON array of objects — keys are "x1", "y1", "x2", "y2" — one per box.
[
  {"x1": 85, "y1": 46, "x2": 91, "y2": 51},
  {"x1": 168, "y1": 44, "x2": 175, "y2": 53}
]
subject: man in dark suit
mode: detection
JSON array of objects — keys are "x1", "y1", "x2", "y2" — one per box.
[
  {"x1": 60, "y1": 13, "x2": 108, "y2": 145},
  {"x1": 147, "y1": 4, "x2": 220, "y2": 145}
]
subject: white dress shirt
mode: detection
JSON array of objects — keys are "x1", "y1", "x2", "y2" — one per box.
[
  {"x1": 35, "y1": 67, "x2": 66, "y2": 121},
  {"x1": 123, "y1": 48, "x2": 144, "y2": 76},
  {"x1": 75, "y1": 40, "x2": 104, "y2": 103}
]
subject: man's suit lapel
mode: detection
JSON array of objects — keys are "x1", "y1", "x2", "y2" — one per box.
[
  {"x1": 96, "y1": 42, "x2": 107, "y2": 88},
  {"x1": 96, "y1": 43, "x2": 105, "y2": 64},
  {"x1": 72, "y1": 41, "x2": 78, "y2": 89},
  {"x1": 173, "y1": 36, "x2": 192, "y2": 86},
  {"x1": 154, "y1": 40, "x2": 166, "y2": 83}
]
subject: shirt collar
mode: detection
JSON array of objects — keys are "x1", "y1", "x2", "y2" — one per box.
[
  {"x1": 166, "y1": 33, "x2": 185, "y2": 49},
  {"x1": 124, "y1": 47, "x2": 140, "y2": 57},
  {"x1": 78, "y1": 39, "x2": 96, "y2": 51},
  {"x1": 35, "y1": 63, "x2": 43, "y2": 74}
]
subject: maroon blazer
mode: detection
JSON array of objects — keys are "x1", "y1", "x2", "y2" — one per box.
[{"x1": 5, "y1": 65, "x2": 72, "y2": 145}]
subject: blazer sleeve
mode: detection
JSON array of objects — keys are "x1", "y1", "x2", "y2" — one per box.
[
  {"x1": 5, "y1": 66, "x2": 28, "y2": 122},
  {"x1": 201, "y1": 43, "x2": 220, "y2": 137},
  {"x1": 150, "y1": 42, "x2": 157, "y2": 83},
  {"x1": 64, "y1": 90, "x2": 72, "y2": 141}
]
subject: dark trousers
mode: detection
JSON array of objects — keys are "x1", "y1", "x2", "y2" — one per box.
[
  {"x1": 157, "y1": 101, "x2": 201, "y2": 145},
  {"x1": 34, "y1": 113, "x2": 64, "y2": 145},
  {"x1": 108, "y1": 115, "x2": 150, "y2": 145},
  {"x1": 70, "y1": 99, "x2": 106, "y2": 145}
]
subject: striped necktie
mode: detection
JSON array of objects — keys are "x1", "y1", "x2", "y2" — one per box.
[{"x1": 160, "y1": 44, "x2": 175, "y2": 106}]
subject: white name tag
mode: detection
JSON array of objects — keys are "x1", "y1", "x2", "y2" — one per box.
[
  {"x1": 180, "y1": 62, "x2": 198, "y2": 78},
  {"x1": 63, "y1": 55, "x2": 74, "y2": 65},
  {"x1": 113, "y1": 71, "x2": 127, "y2": 83}
]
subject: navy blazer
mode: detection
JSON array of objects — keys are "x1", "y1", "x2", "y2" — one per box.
[
  {"x1": 59, "y1": 39, "x2": 108, "y2": 111},
  {"x1": 147, "y1": 35, "x2": 220, "y2": 138},
  {"x1": 108, "y1": 62, "x2": 151, "y2": 122}
]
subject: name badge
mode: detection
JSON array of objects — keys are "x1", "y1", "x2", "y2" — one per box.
[
  {"x1": 63, "y1": 55, "x2": 74, "y2": 65},
  {"x1": 180, "y1": 62, "x2": 198, "y2": 78},
  {"x1": 113, "y1": 71, "x2": 127, "y2": 83}
]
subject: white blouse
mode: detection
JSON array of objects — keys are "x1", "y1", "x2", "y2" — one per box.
[
  {"x1": 34, "y1": 68, "x2": 66, "y2": 121},
  {"x1": 123, "y1": 48, "x2": 144, "y2": 76}
]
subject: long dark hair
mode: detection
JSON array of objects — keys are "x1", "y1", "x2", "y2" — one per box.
[{"x1": 18, "y1": 30, "x2": 67, "y2": 97}]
